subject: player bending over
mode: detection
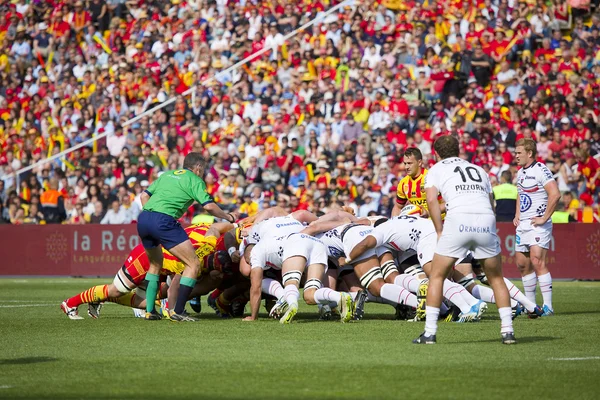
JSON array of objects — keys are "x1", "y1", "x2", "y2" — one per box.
[
  {"x1": 60, "y1": 223, "x2": 233, "y2": 319},
  {"x1": 243, "y1": 232, "x2": 354, "y2": 324}
]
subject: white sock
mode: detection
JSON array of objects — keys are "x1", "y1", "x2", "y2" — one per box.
[
  {"x1": 443, "y1": 280, "x2": 472, "y2": 313},
  {"x1": 314, "y1": 288, "x2": 341, "y2": 305},
  {"x1": 380, "y1": 283, "x2": 418, "y2": 308},
  {"x1": 521, "y1": 272, "x2": 537, "y2": 304},
  {"x1": 262, "y1": 278, "x2": 284, "y2": 299},
  {"x1": 471, "y1": 284, "x2": 495, "y2": 303},
  {"x1": 394, "y1": 274, "x2": 419, "y2": 293},
  {"x1": 504, "y1": 278, "x2": 537, "y2": 312},
  {"x1": 366, "y1": 291, "x2": 396, "y2": 306},
  {"x1": 537, "y1": 272, "x2": 553, "y2": 310},
  {"x1": 498, "y1": 306, "x2": 514, "y2": 334},
  {"x1": 425, "y1": 306, "x2": 440, "y2": 336},
  {"x1": 284, "y1": 285, "x2": 300, "y2": 307}
]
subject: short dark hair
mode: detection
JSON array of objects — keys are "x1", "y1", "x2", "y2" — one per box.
[
  {"x1": 404, "y1": 147, "x2": 423, "y2": 161},
  {"x1": 433, "y1": 135, "x2": 460, "y2": 159},
  {"x1": 501, "y1": 170, "x2": 512, "y2": 183},
  {"x1": 183, "y1": 152, "x2": 206, "y2": 170}
]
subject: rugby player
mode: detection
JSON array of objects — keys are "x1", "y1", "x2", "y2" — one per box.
[
  {"x1": 414, "y1": 135, "x2": 516, "y2": 345},
  {"x1": 347, "y1": 216, "x2": 486, "y2": 322},
  {"x1": 60, "y1": 222, "x2": 234, "y2": 319},
  {"x1": 514, "y1": 138, "x2": 560, "y2": 316},
  {"x1": 302, "y1": 213, "x2": 419, "y2": 318},
  {"x1": 243, "y1": 232, "x2": 354, "y2": 324}
]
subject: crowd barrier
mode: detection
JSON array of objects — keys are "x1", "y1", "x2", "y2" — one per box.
[{"x1": 0, "y1": 223, "x2": 599, "y2": 279}]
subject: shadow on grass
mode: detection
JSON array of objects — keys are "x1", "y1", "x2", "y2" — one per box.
[
  {"x1": 449, "y1": 336, "x2": 560, "y2": 345},
  {"x1": 556, "y1": 310, "x2": 600, "y2": 316},
  {"x1": 0, "y1": 356, "x2": 58, "y2": 365}
]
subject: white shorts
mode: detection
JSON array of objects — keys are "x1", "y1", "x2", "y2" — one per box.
[
  {"x1": 415, "y1": 233, "x2": 437, "y2": 266},
  {"x1": 516, "y1": 220, "x2": 552, "y2": 252},
  {"x1": 282, "y1": 233, "x2": 328, "y2": 267},
  {"x1": 341, "y1": 225, "x2": 377, "y2": 264},
  {"x1": 436, "y1": 214, "x2": 500, "y2": 260}
]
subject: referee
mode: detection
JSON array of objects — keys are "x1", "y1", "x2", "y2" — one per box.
[{"x1": 138, "y1": 152, "x2": 236, "y2": 321}]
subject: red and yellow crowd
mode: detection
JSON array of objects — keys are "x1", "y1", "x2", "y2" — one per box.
[{"x1": 0, "y1": 0, "x2": 599, "y2": 225}]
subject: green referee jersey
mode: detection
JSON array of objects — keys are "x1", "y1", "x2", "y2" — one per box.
[{"x1": 143, "y1": 169, "x2": 213, "y2": 219}]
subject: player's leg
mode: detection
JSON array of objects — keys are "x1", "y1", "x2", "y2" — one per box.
[
  {"x1": 279, "y1": 256, "x2": 306, "y2": 324},
  {"x1": 529, "y1": 245, "x2": 553, "y2": 315},
  {"x1": 480, "y1": 254, "x2": 516, "y2": 343},
  {"x1": 516, "y1": 251, "x2": 537, "y2": 304},
  {"x1": 380, "y1": 251, "x2": 400, "y2": 284},
  {"x1": 166, "y1": 239, "x2": 203, "y2": 320},
  {"x1": 305, "y1": 263, "x2": 353, "y2": 323},
  {"x1": 354, "y1": 256, "x2": 418, "y2": 309}
]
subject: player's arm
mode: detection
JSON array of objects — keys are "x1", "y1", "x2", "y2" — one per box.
[
  {"x1": 223, "y1": 230, "x2": 241, "y2": 263},
  {"x1": 291, "y1": 209, "x2": 318, "y2": 224},
  {"x1": 426, "y1": 187, "x2": 443, "y2": 236},
  {"x1": 535, "y1": 180, "x2": 561, "y2": 226},
  {"x1": 347, "y1": 236, "x2": 377, "y2": 263},
  {"x1": 391, "y1": 188, "x2": 407, "y2": 217},
  {"x1": 301, "y1": 212, "x2": 354, "y2": 235},
  {"x1": 514, "y1": 192, "x2": 521, "y2": 227},
  {"x1": 251, "y1": 206, "x2": 287, "y2": 225},
  {"x1": 205, "y1": 222, "x2": 235, "y2": 239},
  {"x1": 489, "y1": 193, "x2": 496, "y2": 213},
  {"x1": 243, "y1": 267, "x2": 263, "y2": 321},
  {"x1": 193, "y1": 179, "x2": 237, "y2": 222}
]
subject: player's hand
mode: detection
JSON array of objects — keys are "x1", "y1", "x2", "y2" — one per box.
[
  {"x1": 242, "y1": 316, "x2": 256, "y2": 322},
  {"x1": 420, "y1": 209, "x2": 430, "y2": 218},
  {"x1": 513, "y1": 216, "x2": 519, "y2": 227},
  {"x1": 230, "y1": 250, "x2": 241, "y2": 263},
  {"x1": 530, "y1": 217, "x2": 546, "y2": 227}
]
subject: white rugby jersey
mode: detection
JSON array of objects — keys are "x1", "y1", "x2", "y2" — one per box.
[
  {"x1": 316, "y1": 224, "x2": 347, "y2": 261},
  {"x1": 516, "y1": 161, "x2": 555, "y2": 221},
  {"x1": 370, "y1": 216, "x2": 436, "y2": 251},
  {"x1": 250, "y1": 235, "x2": 285, "y2": 270},
  {"x1": 424, "y1": 157, "x2": 493, "y2": 216},
  {"x1": 241, "y1": 215, "x2": 304, "y2": 254}
]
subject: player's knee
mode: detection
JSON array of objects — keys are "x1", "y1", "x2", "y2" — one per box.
[
  {"x1": 303, "y1": 278, "x2": 322, "y2": 304},
  {"x1": 107, "y1": 283, "x2": 123, "y2": 298},
  {"x1": 113, "y1": 270, "x2": 134, "y2": 294},
  {"x1": 282, "y1": 270, "x2": 302, "y2": 287}
]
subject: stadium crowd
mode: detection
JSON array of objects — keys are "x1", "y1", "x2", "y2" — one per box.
[{"x1": 1, "y1": 0, "x2": 600, "y2": 225}]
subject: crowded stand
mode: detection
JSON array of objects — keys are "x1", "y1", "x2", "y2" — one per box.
[{"x1": 1, "y1": 0, "x2": 599, "y2": 226}]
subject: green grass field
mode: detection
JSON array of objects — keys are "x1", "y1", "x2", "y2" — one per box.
[{"x1": 0, "y1": 279, "x2": 599, "y2": 400}]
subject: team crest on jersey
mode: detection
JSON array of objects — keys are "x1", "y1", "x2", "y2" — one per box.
[
  {"x1": 174, "y1": 169, "x2": 187, "y2": 175},
  {"x1": 535, "y1": 237, "x2": 540, "y2": 242},
  {"x1": 519, "y1": 194, "x2": 532, "y2": 212},
  {"x1": 328, "y1": 246, "x2": 343, "y2": 258},
  {"x1": 419, "y1": 253, "x2": 423, "y2": 259}
]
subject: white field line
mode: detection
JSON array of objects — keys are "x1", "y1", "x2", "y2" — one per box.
[
  {"x1": 548, "y1": 357, "x2": 600, "y2": 361},
  {"x1": 0, "y1": 304, "x2": 55, "y2": 308},
  {"x1": 0, "y1": 386, "x2": 13, "y2": 389}
]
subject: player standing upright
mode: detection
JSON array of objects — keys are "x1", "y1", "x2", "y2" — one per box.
[
  {"x1": 414, "y1": 136, "x2": 516, "y2": 345},
  {"x1": 392, "y1": 148, "x2": 441, "y2": 217},
  {"x1": 137, "y1": 152, "x2": 236, "y2": 321},
  {"x1": 514, "y1": 139, "x2": 560, "y2": 316}
]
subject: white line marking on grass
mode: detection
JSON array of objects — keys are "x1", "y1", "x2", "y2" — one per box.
[
  {"x1": 548, "y1": 357, "x2": 600, "y2": 361},
  {"x1": 0, "y1": 300, "x2": 56, "y2": 302},
  {"x1": 0, "y1": 386, "x2": 13, "y2": 389},
  {"x1": 0, "y1": 304, "x2": 55, "y2": 308}
]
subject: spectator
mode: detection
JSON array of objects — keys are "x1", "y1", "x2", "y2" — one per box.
[
  {"x1": 0, "y1": 0, "x2": 598, "y2": 227},
  {"x1": 100, "y1": 200, "x2": 129, "y2": 225}
]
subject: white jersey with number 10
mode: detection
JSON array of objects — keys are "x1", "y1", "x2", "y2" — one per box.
[{"x1": 424, "y1": 157, "x2": 493, "y2": 216}]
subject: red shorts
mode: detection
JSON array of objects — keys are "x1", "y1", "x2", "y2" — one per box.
[{"x1": 120, "y1": 244, "x2": 151, "y2": 288}]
